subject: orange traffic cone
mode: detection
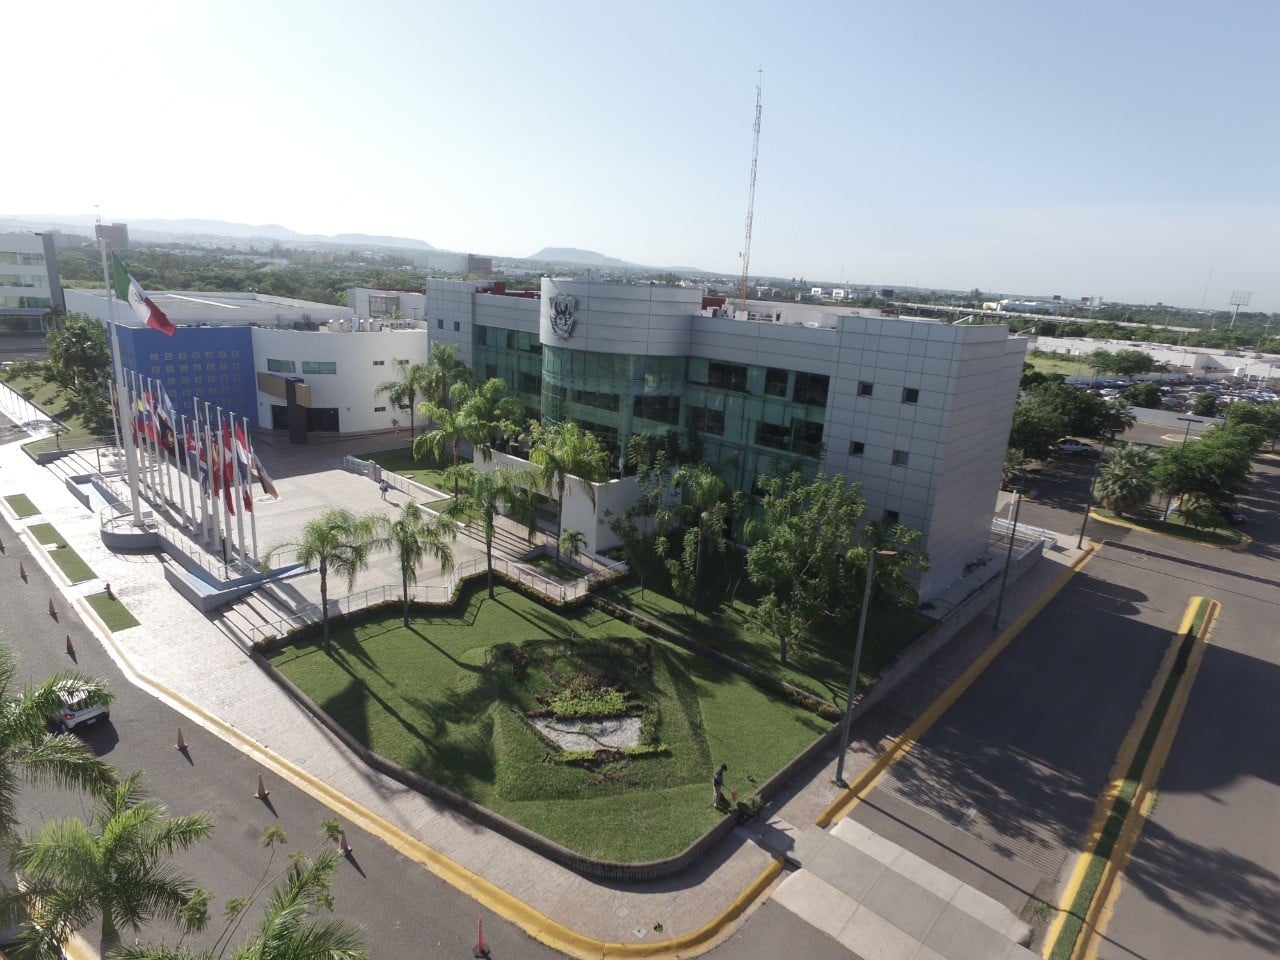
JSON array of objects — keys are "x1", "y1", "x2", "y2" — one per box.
[
  {"x1": 65, "y1": 634, "x2": 74, "y2": 657},
  {"x1": 48, "y1": 597, "x2": 56, "y2": 618},
  {"x1": 338, "y1": 830, "x2": 352, "y2": 855},
  {"x1": 176, "y1": 728, "x2": 188, "y2": 752},
  {"x1": 254, "y1": 774, "x2": 270, "y2": 800},
  {"x1": 473, "y1": 918, "x2": 490, "y2": 958}
]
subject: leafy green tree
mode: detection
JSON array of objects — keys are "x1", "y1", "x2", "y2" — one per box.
[
  {"x1": 744, "y1": 472, "x2": 866, "y2": 665},
  {"x1": 529, "y1": 422, "x2": 610, "y2": 560},
  {"x1": 374, "y1": 502, "x2": 455, "y2": 627},
  {"x1": 1153, "y1": 424, "x2": 1254, "y2": 520},
  {"x1": 1108, "y1": 349, "x2": 1156, "y2": 375},
  {"x1": 1010, "y1": 382, "x2": 1125, "y2": 458},
  {"x1": 4, "y1": 773, "x2": 213, "y2": 957},
  {"x1": 45, "y1": 313, "x2": 109, "y2": 392},
  {"x1": 1192, "y1": 391, "x2": 1219, "y2": 417},
  {"x1": 1121, "y1": 382, "x2": 1162, "y2": 409},
  {"x1": 1095, "y1": 444, "x2": 1158, "y2": 515},
  {"x1": 1103, "y1": 397, "x2": 1137, "y2": 436},
  {"x1": 606, "y1": 435, "x2": 675, "y2": 597},
  {"x1": 656, "y1": 462, "x2": 744, "y2": 617},
  {"x1": 442, "y1": 466, "x2": 537, "y2": 598},
  {"x1": 460, "y1": 377, "x2": 525, "y2": 462},
  {"x1": 0, "y1": 647, "x2": 115, "y2": 840},
  {"x1": 374, "y1": 359, "x2": 430, "y2": 440},
  {"x1": 558, "y1": 528, "x2": 586, "y2": 561},
  {"x1": 264, "y1": 508, "x2": 378, "y2": 649}
]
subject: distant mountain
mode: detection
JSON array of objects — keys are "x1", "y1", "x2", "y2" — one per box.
[
  {"x1": 0, "y1": 214, "x2": 434, "y2": 250},
  {"x1": 526, "y1": 247, "x2": 635, "y2": 268}
]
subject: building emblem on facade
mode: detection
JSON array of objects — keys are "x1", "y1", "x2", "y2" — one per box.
[{"x1": 549, "y1": 294, "x2": 578, "y2": 339}]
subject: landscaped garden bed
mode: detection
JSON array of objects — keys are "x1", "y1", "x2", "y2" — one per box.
[{"x1": 265, "y1": 583, "x2": 828, "y2": 862}]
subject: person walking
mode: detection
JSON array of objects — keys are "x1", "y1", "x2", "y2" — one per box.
[
  {"x1": 379, "y1": 478, "x2": 390, "y2": 501},
  {"x1": 712, "y1": 763, "x2": 728, "y2": 809}
]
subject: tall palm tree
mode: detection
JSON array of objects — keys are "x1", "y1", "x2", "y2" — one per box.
[
  {"x1": 4, "y1": 772, "x2": 213, "y2": 957},
  {"x1": 657, "y1": 461, "x2": 741, "y2": 613},
  {"x1": 374, "y1": 502, "x2": 456, "y2": 626},
  {"x1": 414, "y1": 383, "x2": 474, "y2": 494},
  {"x1": 443, "y1": 465, "x2": 537, "y2": 598},
  {"x1": 420, "y1": 343, "x2": 476, "y2": 424},
  {"x1": 264, "y1": 508, "x2": 378, "y2": 650},
  {"x1": 461, "y1": 377, "x2": 526, "y2": 462},
  {"x1": 528, "y1": 422, "x2": 610, "y2": 560},
  {"x1": 111, "y1": 850, "x2": 369, "y2": 960},
  {"x1": 374, "y1": 358, "x2": 430, "y2": 440},
  {"x1": 1096, "y1": 443, "x2": 1158, "y2": 516},
  {"x1": 0, "y1": 646, "x2": 115, "y2": 841}
]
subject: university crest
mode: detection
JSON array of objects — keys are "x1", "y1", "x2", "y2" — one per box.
[{"x1": 549, "y1": 294, "x2": 578, "y2": 339}]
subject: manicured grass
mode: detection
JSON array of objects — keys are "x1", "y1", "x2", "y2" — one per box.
[
  {"x1": 85, "y1": 590, "x2": 140, "y2": 631},
  {"x1": 24, "y1": 522, "x2": 96, "y2": 583},
  {"x1": 526, "y1": 555, "x2": 584, "y2": 582},
  {"x1": 0, "y1": 371, "x2": 109, "y2": 453},
  {"x1": 27, "y1": 522, "x2": 63, "y2": 546},
  {"x1": 1025, "y1": 351, "x2": 1095, "y2": 379},
  {"x1": 603, "y1": 556, "x2": 935, "y2": 707},
  {"x1": 365, "y1": 446, "x2": 463, "y2": 494},
  {"x1": 1048, "y1": 597, "x2": 1213, "y2": 960},
  {"x1": 267, "y1": 584, "x2": 827, "y2": 861},
  {"x1": 4, "y1": 494, "x2": 39, "y2": 518}
]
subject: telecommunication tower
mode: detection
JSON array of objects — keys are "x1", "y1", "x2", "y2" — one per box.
[
  {"x1": 1228, "y1": 290, "x2": 1252, "y2": 330},
  {"x1": 739, "y1": 71, "x2": 762, "y2": 313}
]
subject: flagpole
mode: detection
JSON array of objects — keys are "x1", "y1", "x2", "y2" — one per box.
[
  {"x1": 167, "y1": 385, "x2": 187, "y2": 525},
  {"x1": 205, "y1": 401, "x2": 226, "y2": 566},
  {"x1": 126, "y1": 370, "x2": 149, "y2": 502},
  {"x1": 191, "y1": 401, "x2": 207, "y2": 542},
  {"x1": 244, "y1": 416, "x2": 259, "y2": 562},
  {"x1": 136, "y1": 371, "x2": 158, "y2": 502},
  {"x1": 179, "y1": 413, "x2": 195, "y2": 534},
  {"x1": 107, "y1": 379, "x2": 122, "y2": 471},
  {"x1": 99, "y1": 240, "x2": 143, "y2": 526},
  {"x1": 154, "y1": 379, "x2": 177, "y2": 507},
  {"x1": 221, "y1": 408, "x2": 247, "y2": 564}
]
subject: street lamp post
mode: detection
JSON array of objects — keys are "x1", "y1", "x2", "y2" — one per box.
[
  {"x1": 834, "y1": 549, "x2": 897, "y2": 787},
  {"x1": 1077, "y1": 438, "x2": 1109, "y2": 549},
  {"x1": 1162, "y1": 416, "x2": 1204, "y2": 520},
  {"x1": 992, "y1": 490, "x2": 1023, "y2": 633}
]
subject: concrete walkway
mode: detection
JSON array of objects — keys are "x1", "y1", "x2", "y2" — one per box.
[{"x1": 0, "y1": 382, "x2": 1091, "y2": 958}]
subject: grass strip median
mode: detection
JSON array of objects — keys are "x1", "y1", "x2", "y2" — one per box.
[
  {"x1": 1047, "y1": 596, "x2": 1216, "y2": 960},
  {"x1": 4, "y1": 494, "x2": 39, "y2": 519},
  {"x1": 85, "y1": 590, "x2": 140, "y2": 632},
  {"x1": 27, "y1": 522, "x2": 96, "y2": 584}
]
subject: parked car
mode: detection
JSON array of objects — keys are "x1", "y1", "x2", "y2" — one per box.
[
  {"x1": 46, "y1": 683, "x2": 110, "y2": 733},
  {"x1": 1221, "y1": 509, "x2": 1247, "y2": 526},
  {"x1": 1056, "y1": 438, "x2": 1098, "y2": 456}
]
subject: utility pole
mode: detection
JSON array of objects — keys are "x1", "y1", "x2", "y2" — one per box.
[{"x1": 738, "y1": 70, "x2": 762, "y2": 314}]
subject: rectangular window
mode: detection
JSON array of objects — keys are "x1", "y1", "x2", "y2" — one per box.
[
  {"x1": 792, "y1": 420, "x2": 824, "y2": 455},
  {"x1": 892, "y1": 449, "x2": 910, "y2": 466},
  {"x1": 437, "y1": 318, "x2": 444, "y2": 329},
  {"x1": 266, "y1": 358, "x2": 295, "y2": 373},
  {"x1": 518, "y1": 372, "x2": 541, "y2": 394},
  {"x1": 301, "y1": 361, "x2": 337, "y2": 375},
  {"x1": 368, "y1": 294, "x2": 400, "y2": 318},
  {"x1": 373, "y1": 406, "x2": 387, "y2": 412},
  {"x1": 453, "y1": 321, "x2": 461, "y2": 332},
  {"x1": 858, "y1": 380, "x2": 874, "y2": 397},
  {"x1": 708, "y1": 362, "x2": 748, "y2": 392},
  {"x1": 793, "y1": 373, "x2": 830, "y2": 407},
  {"x1": 690, "y1": 407, "x2": 725, "y2": 435},
  {"x1": 476, "y1": 326, "x2": 490, "y2": 346},
  {"x1": 756, "y1": 422, "x2": 791, "y2": 450},
  {"x1": 764, "y1": 368, "x2": 789, "y2": 398},
  {"x1": 372, "y1": 360, "x2": 386, "y2": 366},
  {"x1": 632, "y1": 395, "x2": 681, "y2": 425},
  {"x1": 571, "y1": 388, "x2": 619, "y2": 412},
  {"x1": 485, "y1": 363, "x2": 498, "y2": 380},
  {"x1": 884, "y1": 509, "x2": 900, "y2": 524},
  {"x1": 902, "y1": 387, "x2": 919, "y2": 404},
  {"x1": 849, "y1": 440, "x2": 865, "y2": 456}
]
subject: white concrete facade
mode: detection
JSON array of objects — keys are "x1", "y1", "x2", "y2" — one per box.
[{"x1": 0, "y1": 232, "x2": 61, "y2": 327}]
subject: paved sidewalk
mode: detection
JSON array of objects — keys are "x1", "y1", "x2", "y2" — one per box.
[{"x1": 0, "y1": 386, "x2": 1090, "y2": 957}]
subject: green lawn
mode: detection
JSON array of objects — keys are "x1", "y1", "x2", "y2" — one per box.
[
  {"x1": 4, "y1": 494, "x2": 39, "y2": 519},
  {"x1": 364, "y1": 446, "x2": 465, "y2": 495},
  {"x1": 602, "y1": 554, "x2": 935, "y2": 707},
  {"x1": 85, "y1": 591, "x2": 140, "y2": 631},
  {"x1": 267, "y1": 585, "x2": 828, "y2": 861},
  {"x1": 526, "y1": 555, "x2": 583, "y2": 582},
  {"x1": 25, "y1": 523, "x2": 96, "y2": 583},
  {"x1": 1024, "y1": 351, "x2": 1096, "y2": 379},
  {"x1": 1093, "y1": 508, "x2": 1243, "y2": 547},
  {"x1": 27, "y1": 522, "x2": 63, "y2": 546},
  {"x1": 0, "y1": 371, "x2": 111, "y2": 454}
]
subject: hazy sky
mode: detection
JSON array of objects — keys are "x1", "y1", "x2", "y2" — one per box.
[{"x1": 15, "y1": 1, "x2": 1279, "y2": 310}]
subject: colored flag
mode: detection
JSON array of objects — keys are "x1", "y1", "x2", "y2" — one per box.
[
  {"x1": 154, "y1": 384, "x2": 177, "y2": 455},
  {"x1": 185, "y1": 429, "x2": 206, "y2": 491},
  {"x1": 253, "y1": 452, "x2": 279, "y2": 499},
  {"x1": 111, "y1": 253, "x2": 176, "y2": 335}
]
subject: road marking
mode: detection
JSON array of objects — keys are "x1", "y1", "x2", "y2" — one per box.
[
  {"x1": 816, "y1": 544, "x2": 1097, "y2": 829},
  {"x1": 1043, "y1": 597, "x2": 1219, "y2": 960}
]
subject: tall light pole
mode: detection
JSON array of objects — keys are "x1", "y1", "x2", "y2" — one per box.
[
  {"x1": 834, "y1": 548, "x2": 898, "y2": 787},
  {"x1": 992, "y1": 490, "x2": 1023, "y2": 633},
  {"x1": 1162, "y1": 416, "x2": 1204, "y2": 520},
  {"x1": 1076, "y1": 440, "x2": 1108, "y2": 549},
  {"x1": 1228, "y1": 290, "x2": 1252, "y2": 331}
]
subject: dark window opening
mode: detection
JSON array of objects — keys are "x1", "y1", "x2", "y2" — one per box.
[
  {"x1": 708, "y1": 362, "x2": 748, "y2": 392},
  {"x1": 633, "y1": 395, "x2": 681, "y2": 425},
  {"x1": 902, "y1": 387, "x2": 920, "y2": 404},
  {"x1": 764, "y1": 368, "x2": 789, "y2": 397},
  {"x1": 756, "y1": 422, "x2": 791, "y2": 450},
  {"x1": 849, "y1": 440, "x2": 865, "y2": 456},
  {"x1": 793, "y1": 372, "x2": 830, "y2": 407},
  {"x1": 690, "y1": 407, "x2": 725, "y2": 435},
  {"x1": 858, "y1": 380, "x2": 874, "y2": 397}
]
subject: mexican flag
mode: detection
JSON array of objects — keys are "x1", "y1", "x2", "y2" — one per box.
[{"x1": 111, "y1": 254, "x2": 176, "y2": 335}]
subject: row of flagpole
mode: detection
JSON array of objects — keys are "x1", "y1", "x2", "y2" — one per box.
[{"x1": 98, "y1": 238, "x2": 275, "y2": 573}]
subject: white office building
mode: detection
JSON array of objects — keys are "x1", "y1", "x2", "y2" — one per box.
[{"x1": 0, "y1": 232, "x2": 62, "y2": 332}]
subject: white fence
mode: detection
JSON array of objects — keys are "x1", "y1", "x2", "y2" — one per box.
[{"x1": 246, "y1": 553, "x2": 629, "y2": 645}]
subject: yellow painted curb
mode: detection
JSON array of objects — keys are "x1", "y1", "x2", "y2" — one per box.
[
  {"x1": 1042, "y1": 598, "x2": 1219, "y2": 959},
  {"x1": 1084, "y1": 510, "x2": 1247, "y2": 550},
  {"x1": 816, "y1": 544, "x2": 1097, "y2": 829}
]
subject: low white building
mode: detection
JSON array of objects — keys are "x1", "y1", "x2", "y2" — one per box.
[{"x1": 0, "y1": 232, "x2": 62, "y2": 332}]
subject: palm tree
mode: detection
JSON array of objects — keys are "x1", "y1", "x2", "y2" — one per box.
[
  {"x1": 4, "y1": 772, "x2": 213, "y2": 957},
  {"x1": 1096, "y1": 443, "x2": 1158, "y2": 516},
  {"x1": 375, "y1": 502, "x2": 456, "y2": 626},
  {"x1": 111, "y1": 849, "x2": 369, "y2": 960},
  {"x1": 414, "y1": 384, "x2": 473, "y2": 494},
  {"x1": 443, "y1": 465, "x2": 537, "y2": 598},
  {"x1": 264, "y1": 508, "x2": 378, "y2": 650},
  {"x1": 558, "y1": 529, "x2": 586, "y2": 563},
  {"x1": 374, "y1": 358, "x2": 430, "y2": 440},
  {"x1": 0, "y1": 646, "x2": 115, "y2": 840},
  {"x1": 657, "y1": 461, "x2": 742, "y2": 613},
  {"x1": 461, "y1": 378, "x2": 526, "y2": 462},
  {"x1": 420, "y1": 343, "x2": 476, "y2": 424},
  {"x1": 529, "y1": 422, "x2": 610, "y2": 560}
]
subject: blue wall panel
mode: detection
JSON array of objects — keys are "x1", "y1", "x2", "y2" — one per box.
[{"x1": 117, "y1": 326, "x2": 257, "y2": 427}]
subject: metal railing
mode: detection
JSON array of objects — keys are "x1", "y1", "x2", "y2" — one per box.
[{"x1": 245, "y1": 553, "x2": 629, "y2": 645}]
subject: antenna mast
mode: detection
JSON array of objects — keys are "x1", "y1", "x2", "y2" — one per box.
[{"x1": 739, "y1": 71, "x2": 762, "y2": 314}]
